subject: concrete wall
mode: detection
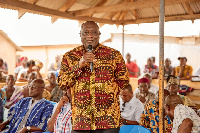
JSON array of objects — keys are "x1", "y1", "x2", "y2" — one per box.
[{"x1": 0, "y1": 34, "x2": 16, "y2": 75}]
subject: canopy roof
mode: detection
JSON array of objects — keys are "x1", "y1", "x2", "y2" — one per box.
[{"x1": 0, "y1": 0, "x2": 199, "y2": 25}]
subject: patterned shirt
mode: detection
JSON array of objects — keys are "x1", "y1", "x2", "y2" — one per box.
[
  {"x1": 0, "y1": 85, "x2": 23, "y2": 109},
  {"x1": 172, "y1": 104, "x2": 200, "y2": 133},
  {"x1": 2, "y1": 97, "x2": 54, "y2": 133},
  {"x1": 49, "y1": 84, "x2": 63, "y2": 102},
  {"x1": 58, "y1": 44, "x2": 129, "y2": 130},
  {"x1": 144, "y1": 65, "x2": 159, "y2": 76},
  {"x1": 140, "y1": 100, "x2": 172, "y2": 133},
  {"x1": 0, "y1": 97, "x2": 3, "y2": 121},
  {"x1": 175, "y1": 65, "x2": 193, "y2": 79},
  {"x1": 43, "y1": 89, "x2": 52, "y2": 101},
  {"x1": 53, "y1": 102, "x2": 72, "y2": 133}
]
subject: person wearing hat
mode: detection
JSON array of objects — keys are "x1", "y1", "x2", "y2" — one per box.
[
  {"x1": 14, "y1": 56, "x2": 28, "y2": 79},
  {"x1": 135, "y1": 77, "x2": 156, "y2": 107},
  {"x1": 167, "y1": 75, "x2": 197, "y2": 111},
  {"x1": 174, "y1": 57, "x2": 193, "y2": 80}
]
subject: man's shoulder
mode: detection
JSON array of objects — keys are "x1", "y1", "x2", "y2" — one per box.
[
  {"x1": 186, "y1": 65, "x2": 193, "y2": 69},
  {"x1": 64, "y1": 45, "x2": 84, "y2": 55},
  {"x1": 130, "y1": 96, "x2": 143, "y2": 106}
]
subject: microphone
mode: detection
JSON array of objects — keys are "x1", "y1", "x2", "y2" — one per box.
[{"x1": 87, "y1": 44, "x2": 93, "y2": 72}]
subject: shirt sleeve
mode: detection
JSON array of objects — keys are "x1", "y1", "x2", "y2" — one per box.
[
  {"x1": 57, "y1": 53, "x2": 82, "y2": 90},
  {"x1": 114, "y1": 51, "x2": 129, "y2": 90},
  {"x1": 0, "y1": 98, "x2": 3, "y2": 121},
  {"x1": 185, "y1": 66, "x2": 193, "y2": 79}
]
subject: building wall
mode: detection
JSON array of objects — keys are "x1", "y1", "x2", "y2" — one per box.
[{"x1": 0, "y1": 34, "x2": 16, "y2": 75}]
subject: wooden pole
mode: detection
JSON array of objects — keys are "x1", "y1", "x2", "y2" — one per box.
[
  {"x1": 158, "y1": 0, "x2": 165, "y2": 132},
  {"x1": 122, "y1": 24, "x2": 125, "y2": 58}
]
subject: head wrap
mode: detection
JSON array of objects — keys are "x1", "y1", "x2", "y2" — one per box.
[
  {"x1": 168, "y1": 76, "x2": 180, "y2": 85},
  {"x1": 20, "y1": 56, "x2": 28, "y2": 62},
  {"x1": 138, "y1": 78, "x2": 149, "y2": 85}
]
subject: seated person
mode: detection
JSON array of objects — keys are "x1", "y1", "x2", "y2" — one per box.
[
  {"x1": 0, "y1": 79, "x2": 54, "y2": 133},
  {"x1": 165, "y1": 94, "x2": 200, "y2": 133},
  {"x1": 45, "y1": 72, "x2": 63, "y2": 102},
  {"x1": 0, "y1": 97, "x2": 3, "y2": 123},
  {"x1": 140, "y1": 89, "x2": 171, "y2": 133},
  {"x1": 14, "y1": 57, "x2": 28, "y2": 79},
  {"x1": 167, "y1": 75, "x2": 197, "y2": 110},
  {"x1": 120, "y1": 84, "x2": 144, "y2": 125},
  {"x1": 47, "y1": 88, "x2": 72, "y2": 132},
  {"x1": 17, "y1": 60, "x2": 42, "y2": 82},
  {"x1": 0, "y1": 75, "x2": 23, "y2": 109},
  {"x1": 135, "y1": 78, "x2": 156, "y2": 107},
  {"x1": 134, "y1": 73, "x2": 159, "y2": 95},
  {"x1": 174, "y1": 57, "x2": 193, "y2": 80},
  {"x1": 125, "y1": 53, "x2": 139, "y2": 78},
  {"x1": 0, "y1": 58, "x2": 8, "y2": 74},
  {"x1": 22, "y1": 72, "x2": 52, "y2": 100},
  {"x1": 144, "y1": 57, "x2": 158, "y2": 79},
  {"x1": 48, "y1": 55, "x2": 61, "y2": 71},
  {"x1": 164, "y1": 58, "x2": 173, "y2": 79}
]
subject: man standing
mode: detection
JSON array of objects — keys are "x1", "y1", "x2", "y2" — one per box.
[
  {"x1": 165, "y1": 94, "x2": 200, "y2": 133},
  {"x1": 120, "y1": 84, "x2": 144, "y2": 125},
  {"x1": 58, "y1": 21, "x2": 129, "y2": 133},
  {"x1": 174, "y1": 57, "x2": 193, "y2": 80},
  {"x1": 0, "y1": 79, "x2": 54, "y2": 133},
  {"x1": 125, "y1": 53, "x2": 138, "y2": 78}
]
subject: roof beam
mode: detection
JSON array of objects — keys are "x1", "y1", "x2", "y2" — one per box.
[
  {"x1": 51, "y1": 0, "x2": 77, "y2": 23},
  {"x1": 0, "y1": 0, "x2": 123, "y2": 25},
  {"x1": 183, "y1": 2, "x2": 194, "y2": 15},
  {"x1": 72, "y1": 0, "x2": 199, "y2": 16},
  {"x1": 123, "y1": 13, "x2": 200, "y2": 24},
  {"x1": 17, "y1": 0, "x2": 39, "y2": 19}
]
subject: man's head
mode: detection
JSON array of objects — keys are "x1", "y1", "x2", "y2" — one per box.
[
  {"x1": 27, "y1": 72, "x2": 37, "y2": 85},
  {"x1": 143, "y1": 73, "x2": 152, "y2": 83},
  {"x1": 63, "y1": 88, "x2": 71, "y2": 102},
  {"x1": 125, "y1": 53, "x2": 131, "y2": 62},
  {"x1": 27, "y1": 60, "x2": 35, "y2": 68},
  {"x1": 6, "y1": 75, "x2": 15, "y2": 88},
  {"x1": 80, "y1": 21, "x2": 101, "y2": 50},
  {"x1": 178, "y1": 57, "x2": 187, "y2": 66},
  {"x1": 165, "y1": 94, "x2": 183, "y2": 120},
  {"x1": 29, "y1": 79, "x2": 45, "y2": 98},
  {"x1": 138, "y1": 78, "x2": 150, "y2": 95},
  {"x1": 151, "y1": 56, "x2": 155, "y2": 63},
  {"x1": 147, "y1": 58, "x2": 153, "y2": 67},
  {"x1": 47, "y1": 72, "x2": 56, "y2": 85},
  {"x1": 21, "y1": 57, "x2": 28, "y2": 66},
  {"x1": 165, "y1": 58, "x2": 171, "y2": 67},
  {"x1": 0, "y1": 58, "x2": 3, "y2": 67},
  {"x1": 167, "y1": 75, "x2": 180, "y2": 94},
  {"x1": 120, "y1": 84, "x2": 133, "y2": 103}
]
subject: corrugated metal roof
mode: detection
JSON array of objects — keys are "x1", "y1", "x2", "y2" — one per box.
[{"x1": 0, "y1": 0, "x2": 200, "y2": 25}]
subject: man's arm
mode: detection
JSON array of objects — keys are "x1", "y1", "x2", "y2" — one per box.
[
  {"x1": 177, "y1": 118, "x2": 193, "y2": 133},
  {"x1": 18, "y1": 126, "x2": 43, "y2": 133},
  {"x1": 0, "y1": 120, "x2": 10, "y2": 131}
]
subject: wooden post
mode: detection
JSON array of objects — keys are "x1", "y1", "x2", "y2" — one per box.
[
  {"x1": 159, "y1": 0, "x2": 165, "y2": 132},
  {"x1": 122, "y1": 24, "x2": 125, "y2": 58}
]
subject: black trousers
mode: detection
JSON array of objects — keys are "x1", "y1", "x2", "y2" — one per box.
[{"x1": 71, "y1": 128, "x2": 120, "y2": 133}]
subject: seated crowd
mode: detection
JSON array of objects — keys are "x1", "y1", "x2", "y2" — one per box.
[{"x1": 0, "y1": 55, "x2": 200, "y2": 133}]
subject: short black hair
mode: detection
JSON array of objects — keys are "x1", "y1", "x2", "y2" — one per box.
[
  {"x1": 27, "y1": 60, "x2": 35, "y2": 67},
  {"x1": 0, "y1": 58, "x2": 3, "y2": 62},
  {"x1": 124, "y1": 84, "x2": 133, "y2": 93}
]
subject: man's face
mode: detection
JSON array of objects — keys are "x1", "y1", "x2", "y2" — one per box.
[
  {"x1": 165, "y1": 59, "x2": 171, "y2": 67},
  {"x1": 28, "y1": 74, "x2": 37, "y2": 85},
  {"x1": 48, "y1": 73, "x2": 56, "y2": 84},
  {"x1": 63, "y1": 89, "x2": 71, "y2": 101},
  {"x1": 29, "y1": 81, "x2": 44, "y2": 97},
  {"x1": 138, "y1": 83, "x2": 149, "y2": 94},
  {"x1": 0, "y1": 61, "x2": 3, "y2": 67},
  {"x1": 179, "y1": 58, "x2": 186, "y2": 66},
  {"x1": 80, "y1": 22, "x2": 100, "y2": 50},
  {"x1": 147, "y1": 58, "x2": 153, "y2": 66},
  {"x1": 21, "y1": 59, "x2": 28, "y2": 66},
  {"x1": 120, "y1": 89, "x2": 132, "y2": 103},
  {"x1": 6, "y1": 76, "x2": 15, "y2": 87},
  {"x1": 126, "y1": 54, "x2": 131, "y2": 61},
  {"x1": 168, "y1": 84, "x2": 179, "y2": 94}
]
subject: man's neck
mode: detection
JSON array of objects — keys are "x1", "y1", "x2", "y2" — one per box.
[
  {"x1": 6, "y1": 86, "x2": 14, "y2": 92},
  {"x1": 50, "y1": 82, "x2": 56, "y2": 87},
  {"x1": 127, "y1": 60, "x2": 131, "y2": 63},
  {"x1": 32, "y1": 96, "x2": 43, "y2": 101}
]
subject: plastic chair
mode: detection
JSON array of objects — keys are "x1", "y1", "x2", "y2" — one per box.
[{"x1": 120, "y1": 125, "x2": 151, "y2": 133}]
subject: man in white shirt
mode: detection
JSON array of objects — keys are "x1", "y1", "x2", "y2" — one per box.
[
  {"x1": 134, "y1": 73, "x2": 159, "y2": 95},
  {"x1": 165, "y1": 94, "x2": 200, "y2": 133},
  {"x1": 120, "y1": 84, "x2": 144, "y2": 125}
]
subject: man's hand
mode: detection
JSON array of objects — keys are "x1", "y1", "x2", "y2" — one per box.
[
  {"x1": 57, "y1": 96, "x2": 69, "y2": 112},
  {"x1": 138, "y1": 94, "x2": 146, "y2": 103},
  {"x1": 18, "y1": 127, "x2": 27, "y2": 133},
  {"x1": 79, "y1": 52, "x2": 95, "y2": 68},
  {"x1": 0, "y1": 122, "x2": 7, "y2": 131}
]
